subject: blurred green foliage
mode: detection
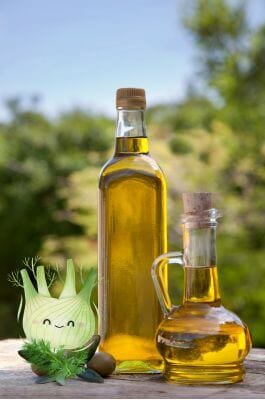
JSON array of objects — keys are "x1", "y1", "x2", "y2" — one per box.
[
  {"x1": 0, "y1": 101, "x2": 113, "y2": 336},
  {"x1": 1, "y1": 0, "x2": 264, "y2": 346}
]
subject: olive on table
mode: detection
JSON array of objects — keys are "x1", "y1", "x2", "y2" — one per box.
[
  {"x1": 87, "y1": 352, "x2": 116, "y2": 377},
  {"x1": 31, "y1": 364, "x2": 46, "y2": 376}
]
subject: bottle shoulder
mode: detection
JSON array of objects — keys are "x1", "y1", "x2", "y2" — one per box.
[
  {"x1": 99, "y1": 153, "x2": 166, "y2": 185},
  {"x1": 161, "y1": 304, "x2": 248, "y2": 332}
]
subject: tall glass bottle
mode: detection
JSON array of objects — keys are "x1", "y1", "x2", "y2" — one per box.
[{"x1": 98, "y1": 88, "x2": 167, "y2": 372}]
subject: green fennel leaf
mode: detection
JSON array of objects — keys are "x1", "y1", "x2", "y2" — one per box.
[
  {"x1": 55, "y1": 376, "x2": 66, "y2": 386},
  {"x1": 19, "y1": 340, "x2": 88, "y2": 383}
]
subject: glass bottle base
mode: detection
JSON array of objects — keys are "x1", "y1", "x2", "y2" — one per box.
[
  {"x1": 164, "y1": 363, "x2": 245, "y2": 384},
  {"x1": 115, "y1": 359, "x2": 163, "y2": 374}
]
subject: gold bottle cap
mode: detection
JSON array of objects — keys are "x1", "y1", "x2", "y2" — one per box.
[{"x1": 116, "y1": 87, "x2": 146, "y2": 110}]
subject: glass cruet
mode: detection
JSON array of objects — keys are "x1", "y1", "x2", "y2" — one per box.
[{"x1": 152, "y1": 192, "x2": 252, "y2": 385}]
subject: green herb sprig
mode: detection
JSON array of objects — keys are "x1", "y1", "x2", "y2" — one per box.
[{"x1": 19, "y1": 336, "x2": 103, "y2": 385}]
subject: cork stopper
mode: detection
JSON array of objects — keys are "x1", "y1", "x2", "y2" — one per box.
[
  {"x1": 116, "y1": 88, "x2": 146, "y2": 110},
  {"x1": 182, "y1": 192, "x2": 212, "y2": 214}
]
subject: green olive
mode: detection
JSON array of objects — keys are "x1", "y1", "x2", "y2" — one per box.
[
  {"x1": 87, "y1": 352, "x2": 116, "y2": 377},
  {"x1": 31, "y1": 364, "x2": 46, "y2": 376}
]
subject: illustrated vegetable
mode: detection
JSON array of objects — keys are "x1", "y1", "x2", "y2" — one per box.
[
  {"x1": 21, "y1": 259, "x2": 97, "y2": 349},
  {"x1": 87, "y1": 352, "x2": 116, "y2": 377},
  {"x1": 9, "y1": 258, "x2": 110, "y2": 386}
]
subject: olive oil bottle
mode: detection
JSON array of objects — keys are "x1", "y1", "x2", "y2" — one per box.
[
  {"x1": 152, "y1": 193, "x2": 252, "y2": 384},
  {"x1": 98, "y1": 88, "x2": 167, "y2": 372}
]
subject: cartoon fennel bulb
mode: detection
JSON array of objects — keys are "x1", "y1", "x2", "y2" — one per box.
[
  {"x1": 20, "y1": 259, "x2": 97, "y2": 349},
  {"x1": 8, "y1": 259, "x2": 117, "y2": 385}
]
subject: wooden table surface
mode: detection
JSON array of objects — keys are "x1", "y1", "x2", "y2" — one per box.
[{"x1": 0, "y1": 340, "x2": 264, "y2": 399}]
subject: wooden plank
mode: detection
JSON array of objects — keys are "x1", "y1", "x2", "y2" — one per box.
[{"x1": 0, "y1": 340, "x2": 264, "y2": 399}]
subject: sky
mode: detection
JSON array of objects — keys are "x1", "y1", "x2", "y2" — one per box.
[{"x1": 1, "y1": 0, "x2": 265, "y2": 118}]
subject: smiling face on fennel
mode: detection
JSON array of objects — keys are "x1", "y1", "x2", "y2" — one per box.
[{"x1": 20, "y1": 259, "x2": 97, "y2": 350}]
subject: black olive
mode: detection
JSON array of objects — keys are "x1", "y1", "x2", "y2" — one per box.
[
  {"x1": 31, "y1": 364, "x2": 46, "y2": 376},
  {"x1": 87, "y1": 352, "x2": 116, "y2": 377}
]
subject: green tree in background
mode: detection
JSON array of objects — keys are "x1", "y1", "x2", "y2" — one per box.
[
  {"x1": 51, "y1": 0, "x2": 265, "y2": 345},
  {"x1": 164, "y1": 0, "x2": 265, "y2": 345},
  {"x1": 1, "y1": 0, "x2": 264, "y2": 346},
  {"x1": 0, "y1": 99, "x2": 113, "y2": 337},
  {"x1": 184, "y1": 0, "x2": 264, "y2": 245}
]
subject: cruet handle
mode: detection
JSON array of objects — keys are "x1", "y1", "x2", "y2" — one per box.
[{"x1": 151, "y1": 251, "x2": 184, "y2": 317}]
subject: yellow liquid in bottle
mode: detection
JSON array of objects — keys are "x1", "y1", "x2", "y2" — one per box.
[
  {"x1": 157, "y1": 266, "x2": 252, "y2": 384},
  {"x1": 98, "y1": 137, "x2": 167, "y2": 372}
]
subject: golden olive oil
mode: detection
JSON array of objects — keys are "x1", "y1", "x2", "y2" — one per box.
[
  {"x1": 152, "y1": 194, "x2": 252, "y2": 384},
  {"x1": 98, "y1": 136, "x2": 167, "y2": 372},
  {"x1": 157, "y1": 266, "x2": 251, "y2": 383}
]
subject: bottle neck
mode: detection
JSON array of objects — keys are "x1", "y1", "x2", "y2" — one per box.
[
  {"x1": 115, "y1": 109, "x2": 149, "y2": 154},
  {"x1": 116, "y1": 109, "x2": 146, "y2": 138},
  {"x1": 182, "y1": 225, "x2": 221, "y2": 305}
]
